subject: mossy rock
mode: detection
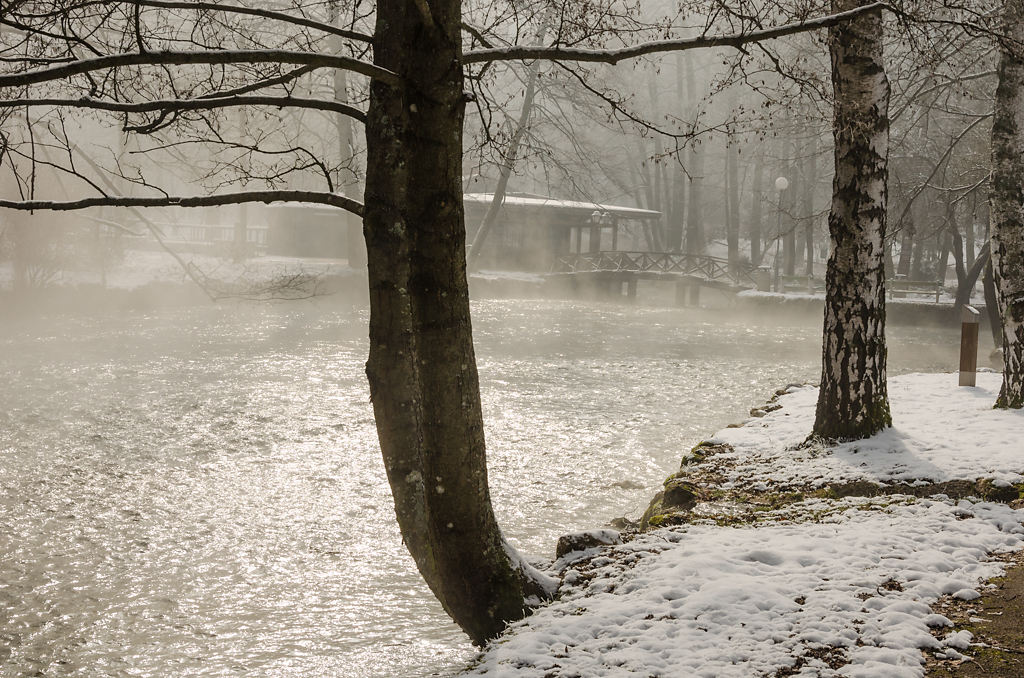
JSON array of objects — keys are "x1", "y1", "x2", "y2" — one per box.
[
  {"x1": 680, "y1": 441, "x2": 732, "y2": 467},
  {"x1": 663, "y1": 479, "x2": 700, "y2": 510},
  {"x1": 977, "y1": 479, "x2": 1021, "y2": 503},
  {"x1": 646, "y1": 512, "x2": 688, "y2": 528},
  {"x1": 639, "y1": 491, "x2": 665, "y2": 529}
]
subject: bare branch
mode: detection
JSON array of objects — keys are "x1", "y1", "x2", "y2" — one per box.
[
  {"x1": 0, "y1": 190, "x2": 364, "y2": 216},
  {"x1": 125, "y1": 1, "x2": 373, "y2": 43},
  {"x1": 0, "y1": 49, "x2": 399, "y2": 89},
  {"x1": 0, "y1": 94, "x2": 367, "y2": 123},
  {"x1": 464, "y1": 3, "x2": 889, "y2": 65}
]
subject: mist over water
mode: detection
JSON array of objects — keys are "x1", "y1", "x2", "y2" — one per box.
[{"x1": 0, "y1": 297, "x2": 983, "y2": 677}]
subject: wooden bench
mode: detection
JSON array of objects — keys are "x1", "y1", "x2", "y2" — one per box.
[
  {"x1": 779, "y1": 274, "x2": 822, "y2": 293},
  {"x1": 888, "y1": 278, "x2": 942, "y2": 303}
]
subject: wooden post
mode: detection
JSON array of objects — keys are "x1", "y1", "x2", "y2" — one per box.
[
  {"x1": 959, "y1": 304, "x2": 980, "y2": 387},
  {"x1": 626, "y1": 278, "x2": 637, "y2": 301},
  {"x1": 688, "y1": 283, "x2": 701, "y2": 307},
  {"x1": 675, "y1": 280, "x2": 687, "y2": 306}
]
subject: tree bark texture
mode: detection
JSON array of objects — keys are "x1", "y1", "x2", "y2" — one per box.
[
  {"x1": 990, "y1": 0, "x2": 1024, "y2": 408},
  {"x1": 813, "y1": 0, "x2": 892, "y2": 440},
  {"x1": 361, "y1": 0, "x2": 552, "y2": 645}
]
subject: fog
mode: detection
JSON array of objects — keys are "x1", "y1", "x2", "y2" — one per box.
[
  {"x1": 0, "y1": 1, "x2": 1005, "y2": 675},
  {"x1": 0, "y1": 256, "x2": 992, "y2": 675}
]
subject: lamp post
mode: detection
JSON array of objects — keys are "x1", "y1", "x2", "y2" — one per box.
[{"x1": 773, "y1": 176, "x2": 789, "y2": 292}]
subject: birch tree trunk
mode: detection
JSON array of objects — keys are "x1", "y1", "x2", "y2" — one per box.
[
  {"x1": 990, "y1": 0, "x2": 1024, "y2": 408},
  {"x1": 812, "y1": 0, "x2": 892, "y2": 440},
  {"x1": 362, "y1": 0, "x2": 553, "y2": 645}
]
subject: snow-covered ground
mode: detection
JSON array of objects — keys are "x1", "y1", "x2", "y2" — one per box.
[
  {"x1": 711, "y1": 372, "x2": 1024, "y2": 491},
  {"x1": 0, "y1": 249, "x2": 356, "y2": 292},
  {"x1": 468, "y1": 372, "x2": 1024, "y2": 677}
]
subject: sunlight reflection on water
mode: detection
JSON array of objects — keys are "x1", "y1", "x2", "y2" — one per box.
[{"x1": 0, "y1": 298, "x2": 977, "y2": 677}]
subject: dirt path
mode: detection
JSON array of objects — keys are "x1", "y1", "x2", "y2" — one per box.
[{"x1": 926, "y1": 550, "x2": 1024, "y2": 677}]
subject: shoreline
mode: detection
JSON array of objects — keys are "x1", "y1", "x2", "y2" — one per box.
[
  {"x1": 467, "y1": 373, "x2": 1024, "y2": 678},
  {"x1": 0, "y1": 256, "x2": 987, "y2": 331}
]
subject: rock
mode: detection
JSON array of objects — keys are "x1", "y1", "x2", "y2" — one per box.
[
  {"x1": 662, "y1": 479, "x2": 700, "y2": 510},
  {"x1": 681, "y1": 441, "x2": 732, "y2": 466},
  {"x1": 555, "y1": 529, "x2": 622, "y2": 559},
  {"x1": 977, "y1": 478, "x2": 1020, "y2": 503},
  {"x1": 608, "y1": 516, "x2": 637, "y2": 530}
]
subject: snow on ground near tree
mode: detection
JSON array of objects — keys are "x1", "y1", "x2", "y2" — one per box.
[
  {"x1": 709, "y1": 372, "x2": 1024, "y2": 490},
  {"x1": 467, "y1": 373, "x2": 1024, "y2": 677}
]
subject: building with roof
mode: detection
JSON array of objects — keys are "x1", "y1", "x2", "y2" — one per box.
[{"x1": 463, "y1": 193, "x2": 662, "y2": 273}]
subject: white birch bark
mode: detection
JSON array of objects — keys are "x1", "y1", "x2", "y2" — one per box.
[
  {"x1": 991, "y1": 0, "x2": 1024, "y2": 408},
  {"x1": 812, "y1": 0, "x2": 892, "y2": 440}
]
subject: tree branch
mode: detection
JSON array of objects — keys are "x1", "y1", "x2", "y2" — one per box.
[
  {"x1": 0, "y1": 190, "x2": 364, "y2": 216},
  {"x1": 0, "y1": 49, "x2": 399, "y2": 89},
  {"x1": 0, "y1": 94, "x2": 367, "y2": 123},
  {"x1": 464, "y1": 3, "x2": 889, "y2": 65},
  {"x1": 125, "y1": 0, "x2": 373, "y2": 43}
]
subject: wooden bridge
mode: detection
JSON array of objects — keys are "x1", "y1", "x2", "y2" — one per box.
[
  {"x1": 546, "y1": 250, "x2": 765, "y2": 304},
  {"x1": 552, "y1": 250, "x2": 761, "y2": 288}
]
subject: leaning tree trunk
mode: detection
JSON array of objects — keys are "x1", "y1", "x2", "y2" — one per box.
[
  {"x1": 813, "y1": 0, "x2": 892, "y2": 440},
  {"x1": 466, "y1": 25, "x2": 544, "y2": 273},
  {"x1": 990, "y1": 0, "x2": 1024, "y2": 409},
  {"x1": 362, "y1": 0, "x2": 553, "y2": 645}
]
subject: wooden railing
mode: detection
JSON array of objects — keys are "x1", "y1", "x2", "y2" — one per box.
[{"x1": 551, "y1": 251, "x2": 758, "y2": 287}]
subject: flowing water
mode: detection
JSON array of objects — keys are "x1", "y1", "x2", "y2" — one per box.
[{"x1": 0, "y1": 296, "x2": 983, "y2": 677}]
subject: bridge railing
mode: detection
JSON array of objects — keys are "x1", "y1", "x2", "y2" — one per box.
[{"x1": 551, "y1": 251, "x2": 758, "y2": 287}]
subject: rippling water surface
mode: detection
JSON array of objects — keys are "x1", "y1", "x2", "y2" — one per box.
[{"x1": 0, "y1": 297, "x2": 978, "y2": 677}]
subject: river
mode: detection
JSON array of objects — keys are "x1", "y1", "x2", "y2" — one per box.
[{"x1": 0, "y1": 296, "x2": 984, "y2": 677}]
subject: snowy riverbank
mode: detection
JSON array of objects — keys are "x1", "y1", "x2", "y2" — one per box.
[{"x1": 467, "y1": 372, "x2": 1024, "y2": 678}]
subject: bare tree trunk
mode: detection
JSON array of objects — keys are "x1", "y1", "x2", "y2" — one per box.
[
  {"x1": 668, "y1": 163, "x2": 686, "y2": 251},
  {"x1": 665, "y1": 53, "x2": 687, "y2": 252},
  {"x1": 896, "y1": 210, "x2": 914, "y2": 276},
  {"x1": 802, "y1": 130, "x2": 818, "y2": 276},
  {"x1": 967, "y1": 192, "x2": 977, "y2": 266},
  {"x1": 947, "y1": 197, "x2": 967, "y2": 291},
  {"x1": 328, "y1": 0, "x2": 365, "y2": 268},
  {"x1": 750, "y1": 152, "x2": 765, "y2": 266},
  {"x1": 985, "y1": 260, "x2": 1004, "y2": 348},
  {"x1": 684, "y1": 54, "x2": 704, "y2": 254},
  {"x1": 362, "y1": 0, "x2": 553, "y2": 645},
  {"x1": 990, "y1": 0, "x2": 1024, "y2": 408},
  {"x1": 913, "y1": 204, "x2": 929, "y2": 278},
  {"x1": 466, "y1": 46, "x2": 542, "y2": 272},
  {"x1": 726, "y1": 135, "x2": 741, "y2": 273},
  {"x1": 956, "y1": 241, "x2": 989, "y2": 308},
  {"x1": 813, "y1": 0, "x2": 892, "y2": 441},
  {"x1": 783, "y1": 159, "x2": 798, "y2": 276}
]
